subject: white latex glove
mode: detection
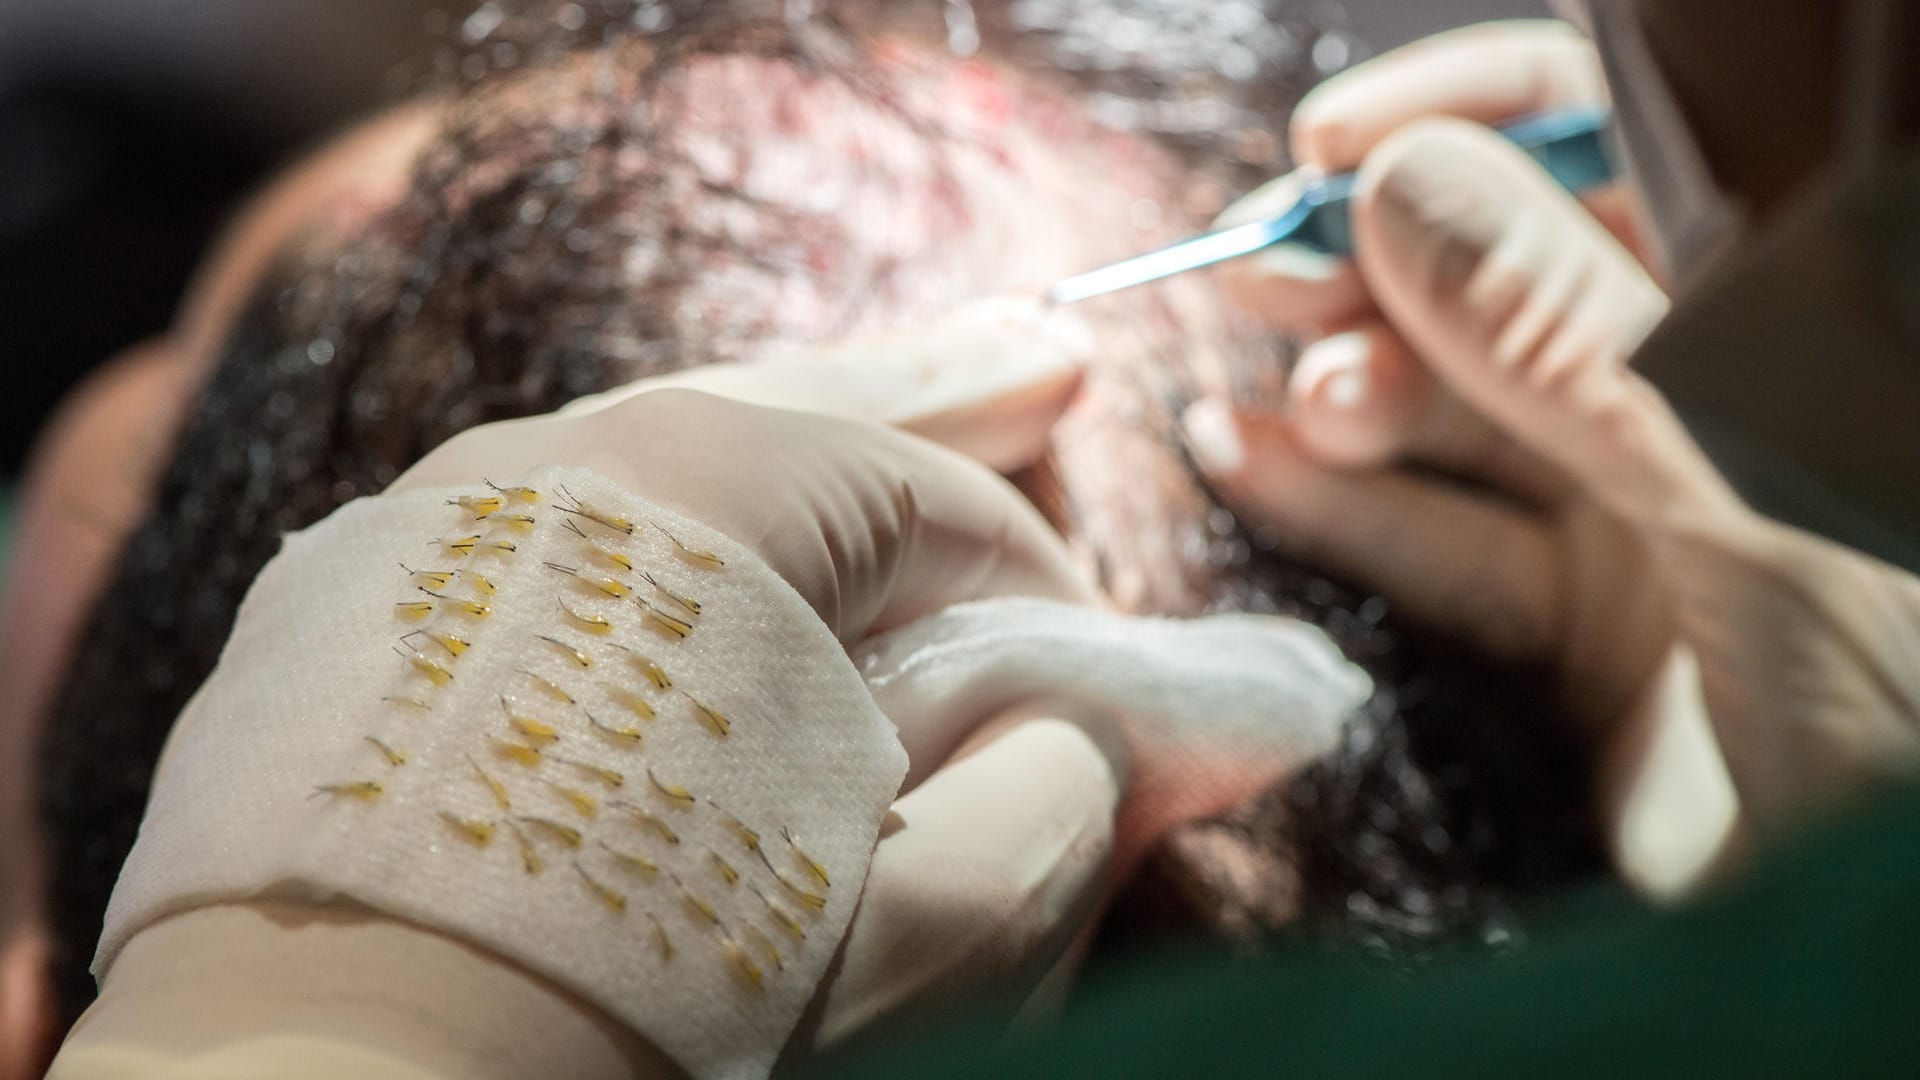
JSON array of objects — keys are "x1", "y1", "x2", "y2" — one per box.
[
  {"x1": 1189, "y1": 18, "x2": 1920, "y2": 880},
  {"x1": 1184, "y1": 20, "x2": 1731, "y2": 895},
  {"x1": 53, "y1": 301, "x2": 1125, "y2": 1080}
]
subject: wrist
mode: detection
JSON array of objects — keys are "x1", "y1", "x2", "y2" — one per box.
[{"x1": 56, "y1": 902, "x2": 677, "y2": 1080}]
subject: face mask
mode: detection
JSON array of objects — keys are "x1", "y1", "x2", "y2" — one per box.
[{"x1": 1552, "y1": 0, "x2": 1907, "y2": 289}]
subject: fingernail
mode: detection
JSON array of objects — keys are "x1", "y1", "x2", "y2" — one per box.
[
  {"x1": 1289, "y1": 113, "x2": 1344, "y2": 169},
  {"x1": 1244, "y1": 241, "x2": 1346, "y2": 285},
  {"x1": 1035, "y1": 307, "x2": 1098, "y2": 364},
  {"x1": 1181, "y1": 399, "x2": 1245, "y2": 474},
  {"x1": 1295, "y1": 331, "x2": 1371, "y2": 411},
  {"x1": 1212, "y1": 170, "x2": 1311, "y2": 230},
  {"x1": 1322, "y1": 369, "x2": 1367, "y2": 409},
  {"x1": 977, "y1": 296, "x2": 1095, "y2": 361},
  {"x1": 946, "y1": 294, "x2": 1050, "y2": 336}
]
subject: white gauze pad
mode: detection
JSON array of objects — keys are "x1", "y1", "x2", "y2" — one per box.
[
  {"x1": 97, "y1": 466, "x2": 908, "y2": 1080},
  {"x1": 855, "y1": 598, "x2": 1373, "y2": 781}
]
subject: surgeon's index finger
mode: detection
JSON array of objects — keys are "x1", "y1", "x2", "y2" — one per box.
[
  {"x1": 813, "y1": 715, "x2": 1120, "y2": 1051},
  {"x1": 575, "y1": 390, "x2": 1096, "y2": 642},
  {"x1": 1290, "y1": 20, "x2": 1607, "y2": 172},
  {"x1": 558, "y1": 298, "x2": 1088, "y2": 475},
  {"x1": 865, "y1": 298, "x2": 1093, "y2": 474},
  {"x1": 1218, "y1": 20, "x2": 1620, "y2": 334}
]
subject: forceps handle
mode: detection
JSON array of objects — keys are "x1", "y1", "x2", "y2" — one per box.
[
  {"x1": 1046, "y1": 107, "x2": 1616, "y2": 305},
  {"x1": 1296, "y1": 106, "x2": 1616, "y2": 256}
]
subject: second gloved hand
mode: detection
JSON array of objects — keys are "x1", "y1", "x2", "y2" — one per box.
[
  {"x1": 54, "y1": 304, "x2": 1124, "y2": 1080},
  {"x1": 1189, "y1": 18, "x2": 1920, "y2": 885},
  {"x1": 1185, "y1": 21, "x2": 1731, "y2": 895}
]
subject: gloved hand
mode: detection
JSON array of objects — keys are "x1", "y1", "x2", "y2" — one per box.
[
  {"x1": 404, "y1": 299, "x2": 1128, "y2": 1052},
  {"x1": 1187, "y1": 21, "x2": 1730, "y2": 893},
  {"x1": 1187, "y1": 19, "x2": 1920, "y2": 884},
  {"x1": 398, "y1": 298, "x2": 1101, "y2": 642},
  {"x1": 1192, "y1": 21, "x2": 1678, "y2": 710},
  {"x1": 53, "y1": 302, "x2": 1126, "y2": 1080}
]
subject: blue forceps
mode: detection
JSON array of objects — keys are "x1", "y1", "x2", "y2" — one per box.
[{"x1": 1047, "y1": 108, "x2": 1616, "y2": 306}]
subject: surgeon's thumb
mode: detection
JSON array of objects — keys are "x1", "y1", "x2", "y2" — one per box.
[
  {"x1": 1352, "y1": 118, "x2": 1735, "y2": 527},
  {"x1": 810, "y1": 713, "x2": 1121, "y2": 1052}
]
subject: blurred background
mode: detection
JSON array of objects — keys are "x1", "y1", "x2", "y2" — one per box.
[{"x1": 0, "y1": 0, "x2": 1544, "y2": 537}]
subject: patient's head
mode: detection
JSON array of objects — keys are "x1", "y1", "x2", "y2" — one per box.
[{"x1": 25, "y1": 0, "x2": 1603, "y2": 1029}]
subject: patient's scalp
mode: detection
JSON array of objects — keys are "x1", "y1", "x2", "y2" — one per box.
[{"x1": 38, "y1": 0, "x2": 1606, "y2": 1030}]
